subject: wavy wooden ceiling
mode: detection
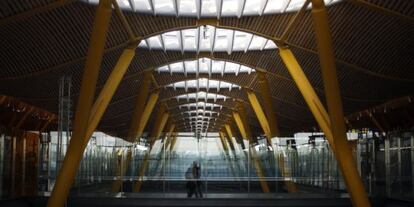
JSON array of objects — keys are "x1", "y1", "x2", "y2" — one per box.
[{"x1": 0, "y1": 0, "x2": 413, "y2": 138}]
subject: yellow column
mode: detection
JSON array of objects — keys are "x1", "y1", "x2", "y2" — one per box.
[
  {"x1": 135, "y1": 90, "x2": 160, "y2": 142},
  {"x1": 219, "y1": 131, "x2": 230, "y2": 152},
  {"x1": 245, "y1": 90, "x2": 272, "y2": 141},
  {"x1": 246, "y1": 90, "x2": 297, "y2": 192},
  {"x1": 15, "y1": 107, "x2": 34, "y2": 129},
  {"x1": 257, "y1": 72, "x2": 280, "y2": 138},
  {"x1": 83, "y1": 45, "x2": 137, "y2": 147},
  {"x1": 222, "y1": 126, "x2": 243, "y2": 173},
  {"x1": 219, "y1": 131, "x2": 237, "y2": 177},
  {"x1": 47, "y1": 1, "x2": 112, "y2": 206},
  {"x1": 310, "y1": 0, "x2": 370, "y2": 206},
  {"x1": 164, "y1": 123, "x2": 176, "y2": 149},
  {"x1": 232, "y1": 106, "x2": 270, "y2": 193},
  {"x1": 152, "y1": 122, "x2": 176, "y2": 175},
  {"x1": 278, "y1": 48, "x2": 334, "y2": 147},
  {"x1": 127, "y1": 71, "x2": 153, "y2": 141},
  {"x1": 134, "y1": 153, "x2": 150, "y2": 192},
  {"x1": 169, "y1": 132, "x2": 178, "y2": 151},
  {"x1": 224, "y1": 124, "x2": 240, "y2": 156},
  {"x1": 134, "y1": 104, "x2": 169, "y2": 192},
  {"x1": 224, "y1": 124, "x2": 235, "y2": 142},
  {"x1": 148, "y1": 104, "x2": 169, "y2": 147},
  {"x1": 111, "y1": 148, "x2": 132, "y2": 192}
]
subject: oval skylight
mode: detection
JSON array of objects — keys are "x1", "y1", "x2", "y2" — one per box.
[
  {"x1": 139, "y1": 25, "x2": 276, "y2": 54},
  {"x1": 85, "y1": 0, "x2": 340, "y2": 18},
  {"x1": 156, "y1": 58, "x2": 255, "y2": 76},
  {"x1": 166, "y1": 78, "x2": 241, "y2": 91}
]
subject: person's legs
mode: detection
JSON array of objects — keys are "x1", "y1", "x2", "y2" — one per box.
[
  {"x1": 193, "y1": 181, "x2": 198, "y2": 198},
  {"x1": 186, "y1": 181, "x2": 192, "y2": 198},
  {"x1": 196, "y1": 181, "x2": 203, "y2": 198}
]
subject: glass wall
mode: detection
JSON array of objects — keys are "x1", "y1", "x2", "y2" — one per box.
[{"x1": 29, "y1": 130, "x2": 414, "y2": 200}]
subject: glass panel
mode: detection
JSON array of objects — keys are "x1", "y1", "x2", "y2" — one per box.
[
  {"x1": 156, "y1": 58, "x2": 256, "y2": 75},
  {"x1": 138, "y1": 26, "x2": 277, "y2": 53},
  {"x1": 85, "y1": 0, "x2": 341, "y2": 17}
]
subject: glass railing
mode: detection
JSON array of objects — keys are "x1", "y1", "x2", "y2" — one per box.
[{"x1": 33, "y1": 131, "x2": 414, "y2": 201}]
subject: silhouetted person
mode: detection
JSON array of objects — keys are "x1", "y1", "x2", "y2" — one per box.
[
  {"x1": 192, "y1": 161, "x2": 202, "y2": 198},
  {"x1": 185, "y1": 165, "x2": 195, "y2": 198}
]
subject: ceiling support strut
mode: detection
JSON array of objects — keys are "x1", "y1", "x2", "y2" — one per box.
[
  {"x1": 219, "y1": 131, "x2": 237, "y2": 177},
  {"x1": 84, "y1": 46, "x2": 137, "y2": 147},
  {"x1": 111, "y1": 148, "x2": 133, "y2": 192},
  {"x1": 232, "y1": 106, "x2": 270, "y2": 193},
  {"x1": 310, "y1": 0, "x2": 371, "y2": 206},
  {"x1": 151, "y1": 122, "x2": 176, "y2": 176},
  {"x1": 47, "y1": 0, "x2": 113, "y2": 206},
  {"x1": 135, "y1": 90, "x2": 161, "y2": 142},
  {"x1": 246, "y1": 89, "x2": 298, "y2": 193},
  {"x1": 127, "y1": 71, "x2": 153, "y2": 142},
  {"x1": 134, "y1": 104, "x2": 169, "y2": 192}
]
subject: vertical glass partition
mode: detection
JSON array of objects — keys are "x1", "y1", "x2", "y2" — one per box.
[{"x1": 34, "y1": 130, "x2": 414, "y2": 200}]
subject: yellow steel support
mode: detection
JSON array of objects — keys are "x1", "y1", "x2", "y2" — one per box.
[
  {"x1": 246, "y1": 90, "x2": 298, "y2": 192},
  {"x1": 224, "y1": 124, "x2": 234, "y2": 141},
  {"x1": 83, "y1": 45, "x2": 137, "y2": 147},
  {"x1": 134, "y1": 153, "x2": 150, "y2": 192},
  {"x1": 135, "y1": 90, "x2": 160, "y2": 142},
  {"x1": 310, "y1": 0, "x2": 370, "y2": 206},
  {"x1": 164, "y1": 123, "x2": 176, "y2": 149},
  {"x1": 127, "y1": 71, "x2": 152, "y2": 141},
  {"x1": 111, "y1": 150, "x2": 124, "y2": 191},
  {"x1": 219, "y1": 131, "x2": 230, "y2": 152},
  {"x1": 148, "y1": 104, "x2": 169, "y2": 147},
  {"x1": 111, "y1": 148, "x2": 132, "y2": 192},
  {"x1": 224, "y1": 124, "x2": 241, "y2": 160},
  {"x1": 232, "y1": 107, "x2": 270, "y2": 193},
  {"x1": 169, "y1": 132, "x2": 178, "y2": 151},
  {"x1": 223, "y1": 125, "x2": 238, "y2": 158},
  {"x1": 134, "y1": 105, "x2": 169, "y2": 192},
  {"x1": 15, "y1": 107, "x2": 34, "y2": 129},
  {"x1": 278, "y1": 47, "x2": 334, "y2": 148},
  {"x1": 257, "y1": 72, "x2": 281, "y2": 138},
  {"x1": 40, "y1": 117, "x2": 54, "y2": 132},
  {"x1": 219, "y1": 131, "x2": 237, "y2": 177},
  {"x1": 47, "y1": 0, "x2": 112, "y2": 206},
  {"x1": 245, "y1": 90, "x2": 272, "y2": 141},
  {"x1": 232, "y1": 112, "x2": 248, "y2": 140},
  {"x1": 153, "y1": 122, "x2": 175, "y2": 176},
  {"x1": 0, "y1": 96, "x2": 7, "y2": 105},
  {"x1": 154, "y1": 113, "x2": 170, "y2": 144}
]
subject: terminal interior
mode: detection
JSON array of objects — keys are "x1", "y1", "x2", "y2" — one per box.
[{"x1": 0, "y1": 0, "x2": 413, "y2": 206}]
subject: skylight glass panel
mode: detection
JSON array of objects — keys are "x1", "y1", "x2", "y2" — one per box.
[
  {"x1": 200, "y1": 0, "x2": 218, "y2": 16},
  {"x1": 155, "y1": 58, "x2": 255, "y2": 75},
  {"x1": 117, "y1": 0, "x2": 132, "y2": 9},
  {"x1": 163, "y1": 32, "x2": 180, "y2": 49},
  {"x1": 184, "y1": 109, "x2": 218, "y2": 114},
  {"x1": 154, "y1": 0, "x2": 175, "y2": 14},
  {"x1": 166, "y1": 78, "x2": 241, "y2": 90},
  {"x1": 221, "y1": 0, "x2": 239, "y2": 16},
  {"x1": 179, "y1": 0, "x2": 197, "y2": 16},
  {"x1": 134, "y1": 0, "x2": 153, "y2": 12},
  {"x1": 86, "y1": 0, "x2": 341, "y2": 17},
  {"x1": 138, "y1": 26, "x2": 277, "y2": 53},
  {"x1": 147, "y1": 36, "x2": 162, "y2": 49},
  {"x1": 183, "y1": 116, "x2": 215, "y2": 121},
  {"x1": 264, "y1": 0, "x2": 289, "y2": 13},
  {"x1": 174, "y1": 92, "x2": 228, "y2": 100},
  {"x1": 179, "y1": 102, "x2": 222, "y2": 110}
]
